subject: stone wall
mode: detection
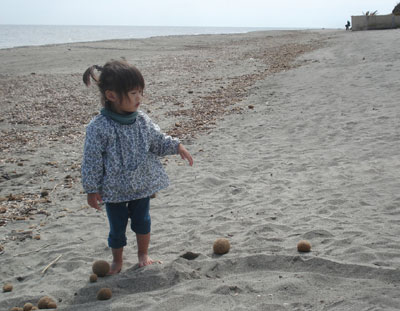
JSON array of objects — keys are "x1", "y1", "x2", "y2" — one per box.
[{"x1": 351, "y1": 14, "x2": 400, "y2": 31}]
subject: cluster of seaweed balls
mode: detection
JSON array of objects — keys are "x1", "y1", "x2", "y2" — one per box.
[{"x1": 4, "y1": 238, "x2": 311, "y2": 309}]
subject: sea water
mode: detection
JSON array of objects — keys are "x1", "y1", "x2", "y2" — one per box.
[{"x1": 0, "y1": 24, "x2": 285, "y2": 49}]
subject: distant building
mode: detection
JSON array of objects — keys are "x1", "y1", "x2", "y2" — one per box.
[{"x1": 351, "y1": 14, "x2": 400, "y2": 31}]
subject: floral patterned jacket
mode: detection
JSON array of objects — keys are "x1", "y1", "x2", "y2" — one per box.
[{"x1": 81, "y1": 111, "x2": 180, "y2": 202}]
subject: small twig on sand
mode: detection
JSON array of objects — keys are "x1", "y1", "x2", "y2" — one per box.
[
  {"x1": 50, "y1": 182, "x2": 62, "y2": 195},
  {"x1": 14, "y1": 244, "x2": 50, "y2": 257},
  {"x1": 41, "y1": 254, "x2": 62, "y2": 274}
]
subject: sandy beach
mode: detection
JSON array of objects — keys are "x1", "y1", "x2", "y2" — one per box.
[{"x1": 1, "y1": 28, "x2": 400, "y2": 310}]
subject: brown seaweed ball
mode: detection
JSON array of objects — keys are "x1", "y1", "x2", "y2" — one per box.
[
  {"x1": 23, "y1": 303, "x2": 33, "y2": 311},
  {"x1": 47, "y1": 301, "x2": 57, "y2": 309},
  {"x1": 297, "y1": 240, "x2": 311, "y2": 252},
  {"x1": 37, "y1": 296, "x2": 50, "y2": 309},
  {"x1": 31, "y1": 308, "x2": 38, "y2": 311},
  {"x1": 97, "y1": 288, "x2": 112, "y2": 300},
  {"x1": 213, "y1": 238, "x2": 230, "y2": 255},
  {"x1": 89, "y1": 273, "x2": 98, "y2": 283},
  {"x1": 3, "y1": 283, "x2": 13, "y2": 292},
  {"x1": 92, "y1": 260, "x2": 110, "y2": 277},
  {"x1": 10, "y1": 308, "x2": 23, "y2": 311},
  {"x1": 37, "y1": 296, "x2": 55, "y2": 309}
]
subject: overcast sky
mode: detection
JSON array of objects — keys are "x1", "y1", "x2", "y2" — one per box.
[{"x1": 0, "y1": 0, "x2": 397, "y2": 29}]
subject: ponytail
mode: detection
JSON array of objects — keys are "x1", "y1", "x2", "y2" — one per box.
[
  {"x1": 83, "y1": 60, "x2": 145, "y2": 109},
  {"x1": 82, "y1": 65, "x2": 103, "y2": 86}
]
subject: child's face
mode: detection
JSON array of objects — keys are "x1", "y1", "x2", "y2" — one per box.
[{"x1": 115, "y1": 88, "x2": 142, "y2": 114}]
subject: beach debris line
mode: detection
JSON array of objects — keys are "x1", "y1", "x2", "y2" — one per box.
[
  {"x1": 3, "y1": 282, "x2": 13, "y2": 292},
  {"x1": 97, "y1": 288, "x2": 112, "y2": 300},
  {"x1": 213, "y1": 238, "x2": 231, "y2": 255},
  {"x1": 166, "y1": 42, "x2": 320, "y2": 140},
  {"x1": 0, "y1": 192, "x2": 51, "y2": 229},
  {"x1": 297, "y1": 240, "x2": 312, "y2": 252},
  {"x1": 92, "y1": 260, "x2": 110, "y2": 277}
]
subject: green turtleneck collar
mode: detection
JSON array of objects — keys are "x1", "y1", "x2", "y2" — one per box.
[{"x1": 101, "y1": 108, "x2": 138, "y2": 125}]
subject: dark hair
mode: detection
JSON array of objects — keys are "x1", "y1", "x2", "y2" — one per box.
[{"x1": 83, "y1": 60, "x2": 145, "y2": 109}]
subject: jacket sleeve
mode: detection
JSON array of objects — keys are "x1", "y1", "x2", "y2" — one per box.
[
  {"x1": 148, "y1": 118, "x2": 180, "y2": 157},
  {"x1": 81, "y1": 122, "x2": 106, "y2": 193}
]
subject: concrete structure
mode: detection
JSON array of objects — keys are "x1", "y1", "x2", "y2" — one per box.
[{"x1": 351, "y1": 14, "x2": 400, "y2": 31}]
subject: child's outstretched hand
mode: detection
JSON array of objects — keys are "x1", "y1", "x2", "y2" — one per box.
[
  {"x1": 87, "y1": 193, "x2": 103, "y2": 210},
  {"x1": 178, "y1": 144, "x2": 193, "y2": 166}
]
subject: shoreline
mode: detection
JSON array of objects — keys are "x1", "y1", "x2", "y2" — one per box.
[
  {"x1": 0, "y1": 25, "x2": 319, "y2": 50},
  {"x1": 2, "y1": 29, "x2": 400, "y2": 310}
]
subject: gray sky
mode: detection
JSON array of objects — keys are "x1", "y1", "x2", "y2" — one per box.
[{"x1": 0, "y1": 0, "x2": 397, "y2": 28}]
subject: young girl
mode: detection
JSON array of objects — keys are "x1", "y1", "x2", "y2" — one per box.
[{"x1": 81, "y1": 60, "x2": 193, "y2": 274}]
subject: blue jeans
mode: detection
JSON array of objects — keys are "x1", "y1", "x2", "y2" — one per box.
[{"x1": 105, "y1": 197, "x2": 151, "y2": 249}]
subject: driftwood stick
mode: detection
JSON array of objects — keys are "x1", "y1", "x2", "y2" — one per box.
[
  {"x1": 41, "y1": 254, "x2": 62, "y2": 274},
  {"x1": 50, "y1": 182, "x2": 62, "y2": 195},
  {"x1": 15, "y1": 244, "x2": 50, "y2": 257}
]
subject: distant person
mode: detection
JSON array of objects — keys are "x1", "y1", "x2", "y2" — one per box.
[
  {"x1": 345, "y1": 20, "x2": 351, "y2": 30},
  {"x1": 81, "y1": 60, "x2": 193, "y2": 274}
]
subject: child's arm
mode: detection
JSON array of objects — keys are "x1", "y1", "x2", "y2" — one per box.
[
  {"x1": 146, "y1": 115, "x2": 193, "y2": 165},
  {"x1": 178, "y1": 143, "x2": 193, "y2": 166},
  {"x1": 82, "y1": 123, "x2": 106, "y2": 209},
  {"x1": 147, "y1": 119, "x2": 178, "y2": 153}
]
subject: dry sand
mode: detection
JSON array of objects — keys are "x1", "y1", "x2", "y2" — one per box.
[{"x1": 1, "y1": 29, "x2": 400, "y2": 310}]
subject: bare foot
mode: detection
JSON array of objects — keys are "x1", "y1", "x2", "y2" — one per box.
[
  {"x1": 138, "y1": 254, "x2": 160, "y2": 267},
  {"x1": 108, "y1": 260, "x2": 122, "y2": 275}
]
